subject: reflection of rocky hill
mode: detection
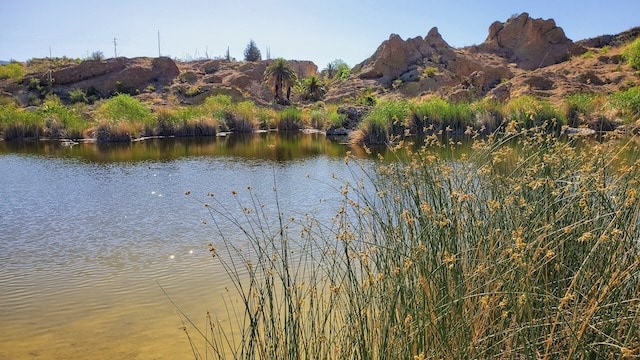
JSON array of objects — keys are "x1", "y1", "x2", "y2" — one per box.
[{"x1": 1, "y1": 12, "x2": 639, "y2": 107}]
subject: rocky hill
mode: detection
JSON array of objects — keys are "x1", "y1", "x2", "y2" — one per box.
[
  {"x1": 327, "y1": 12, "x2": 639, "y2": 105},
  {"x1": 1, "y1": 13, "x2": 639, "y2": 108}
]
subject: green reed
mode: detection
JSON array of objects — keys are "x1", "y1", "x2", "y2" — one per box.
[{"x1": 183, "y1": 122, "x2": 639, "y2": 359}]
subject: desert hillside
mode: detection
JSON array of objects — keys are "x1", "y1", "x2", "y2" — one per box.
[{"x1": 1, "y1": 13, "x2": 639, "y2": 109}]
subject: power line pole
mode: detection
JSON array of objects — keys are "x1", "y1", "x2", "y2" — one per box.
[
  {"x1": 157, "y1": 31, "x2": 161, "y2": 57},
  {"x1": 113, "y1": 38, "x2": 118, "y2": 58}
]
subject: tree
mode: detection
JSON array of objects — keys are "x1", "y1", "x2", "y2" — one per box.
[
  {"x1": 323, "y1": 62, "x2": 336, "y2": 79},
  {"x1": 244, "y1": 40, "x2": 262, "y2": 62},
  {"x1": 300, "y1": 75, "x2": 325, "y2": 101},
  {"x1": 264, "y1": 58, "x2": 297, "y2": 105},
  {"x1": 89, "y1": 51, "x2": 105, "y2": 61},
  {"x1": 322, "y1": 59, "x2": 350, "y2": 80}
]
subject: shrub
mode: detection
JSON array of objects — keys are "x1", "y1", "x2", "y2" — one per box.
[
  {"x1": 471, "y1": 99, "x2": 504, "y2": 132},
  {"x1": 624, "y1": 37, "x2": 640, "y2": 71},
  {"x1": 423, "y1": 66, "x2": 438, "y2": 78},
  {"x1": 68, "y1": 88, "x2": 88, "y2": 104},
  {"x1": 276, "y1": 107, "x2": 303, "y2": 131},
  {"x1": 0, "y1": 62, "x2": 25, "y2": 81},
  {"x1": 564, "y1": 93, "x2": 598, "y2": 126},
  {"x1": 609, "y1": 86, "x2": 640, "y2": 121},
  {"x1": 40, "y1": 96, "x2": 86, "y2": 138}
]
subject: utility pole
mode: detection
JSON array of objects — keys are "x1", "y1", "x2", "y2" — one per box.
[
  {"x1": 49, "y1": 46, "x2": 52, "y2": 59},
  {"x1": 266, "y1": 46, "x2": 271, "y2": 60},
  {"x1": 157, "y1": 31, "x2": 161, "y2": 57},
  {"x1": 113, "y1": 38, "x2": 118, "y2": 58}
]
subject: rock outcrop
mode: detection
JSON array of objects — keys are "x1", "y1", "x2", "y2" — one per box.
[
  {"x1": 480, "y1": 13, "x2": 584, "y2": 70},
  {"x1": 355, "y1": 27, "x2": 455, "y2": 85},
  {"x1": 36, "y1": 57, "x2": 180, "y2": 96}
]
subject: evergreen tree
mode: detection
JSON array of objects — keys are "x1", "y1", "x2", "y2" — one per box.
[{"x1": 243, "y1": 40, "x2": 262, "y2": 62}]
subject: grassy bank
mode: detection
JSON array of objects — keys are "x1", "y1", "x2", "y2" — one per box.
[
  {"x1": 186, "y1": 126, "x2": 639, "y2": 359},
  {"x1": 1, "y1": 87, "x2": 640, "y2": 143}
]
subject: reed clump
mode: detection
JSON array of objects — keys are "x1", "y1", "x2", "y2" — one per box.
[{"x1": 187, "y1": 125, "x2": 640, "y2": 359}]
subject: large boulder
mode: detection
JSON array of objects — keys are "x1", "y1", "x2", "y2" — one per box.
[
  {"x1": 480, "y1": 13, "x2": 584, "y2": 70},
  {"x1": 355, "y1": 27, "x2": 455, "y2": 85}
]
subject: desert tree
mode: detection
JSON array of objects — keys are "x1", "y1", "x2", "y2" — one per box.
[
  {"x1": 264, "y1": 58, "x2": 297, "y2": 105},
  {"x1": 244, "y1": 40, "x2": 262, "y2": 62}
]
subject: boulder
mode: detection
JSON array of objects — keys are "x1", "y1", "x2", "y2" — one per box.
[
  {"x1": 355, "y1": 27, "x2": 454, "y2": 84},
  {"x1": 480, "y1": 13, "x2": 584, "y2": 69}
]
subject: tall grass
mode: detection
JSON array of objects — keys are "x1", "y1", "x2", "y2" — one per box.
[
  {"x1": 609, "y1": 86, "x2": 640, "y2": 123},
  {"x1": 0, "y1": 104, "x2": 43, "y2": 140},
  {"x1": 406, "y1": 97, "x2": 473, "y2": 134},
  {"x1": 185, "y1": 127, "x2": 640, "y2": 359},
  {"x1": 352, "y1": 100, "x2": 408, "y2": 145},
  {"x1": 504, "y1": 95, "x2": 565, "y2": 132},
  {"x1": 277, "y1": 107, "x2": 303, "y2": 131},
  {"x1": 156, "y1": 107, "x2": 218, "y2": 137},
  {"x1": 94, "y1": 94, "x2": 155, "y2": 141}
]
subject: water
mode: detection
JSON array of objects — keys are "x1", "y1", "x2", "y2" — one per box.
[{"x1": 0, "y1": 133, "x2": 368, "y2": 359}]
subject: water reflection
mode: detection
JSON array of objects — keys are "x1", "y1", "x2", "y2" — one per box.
[{"x1": 0, "y1": 132, "x2": 357, "y2": 163}]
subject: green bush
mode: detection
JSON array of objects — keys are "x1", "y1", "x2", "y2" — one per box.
[
  {"x1": 0, "y1": 104, "x2": 44, "y2": 140},
  {"x1": 564, "y1": 93, "x2": 598, "y2": 126},
  {"x1": 95, "y1": 94, "x2": 154, "y2": 139},
  {"x1": 69, "y1": 88, "x2": 88, "y2": 104},
  {"x1": 624, "y1": 37, "x2": 640, "y2": 71},
  {"x1": 40, "y1": 96, "x2": 86, "y2": 138},
  {"x1": 609, "y1": 86, "x2": 640, "y2": 121},
  {"x1": 0, "y1": 62, "x2": 25, "y2": 81},
  {"x1": 277, "y1": 107, "x2": 303, "y2": 131}
]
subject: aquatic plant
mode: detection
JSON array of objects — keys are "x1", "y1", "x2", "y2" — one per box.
[{"x1": 181, "y1": 126, "x2": 640, "y2": 359}]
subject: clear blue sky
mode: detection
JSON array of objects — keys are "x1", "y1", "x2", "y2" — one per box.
[{"x1": 1, "y1": 0, "x2": 639, "y2": 68}]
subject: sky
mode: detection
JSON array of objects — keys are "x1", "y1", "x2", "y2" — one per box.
[{"x1": 1, "y1": 0, "x2": 639, "y2": 69}]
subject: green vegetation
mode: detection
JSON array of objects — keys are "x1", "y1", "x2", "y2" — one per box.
[
  {"x1": 422, "y1": 66, "x2": 438, "y2": 78},
  {"x1": 406, "y1": 97, "x2": 473, "y2": 134},
  {"x1": 323, "y1": 59, "x2": 350, "y2": 80},
  {"x1": 276, "y1": 107, "x2": 303, "y2": 131},
  {"x1": 264, "y1": 58, "x2": 297, "y2": 105},
  {"x1": 564, "y1": 93, "x2": 598, "y2": 126},
  {"x1": 191, "y1": 128, "x2": 640, "y2": 358},
  {"x1": 504, "y1": 95, "x2": 565, "y2": 132},
  {"x1": 300, "y1": 75, "x2": 326, "y2": 102},
  {"x1": 0, "y1": 62, "x2": 25, "y2": 81},
  {"x1": 609, "y1": 86, "x2": 640, "y2": 121},
  {"x1": 243, "y1": 39, "x2": 262, "y2": 62},
  {"x1": 353, "y1": 100, "x2": 408, "y2": 144},
  {"x1": 624, "y1": 37, "x2": 640, "y2": 71}
]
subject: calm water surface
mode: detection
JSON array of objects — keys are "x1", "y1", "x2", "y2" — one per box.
[{"x1": 0, "y1": 133, "x2": 371, "y2": 359}]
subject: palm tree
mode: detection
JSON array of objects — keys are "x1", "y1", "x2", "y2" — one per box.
[
  {"x1": 323, "y1": 62, "x2": 336, "y2": 79},
  {"x1": 301, "y1": 75, "x2": 325, "y2": 102},
  {"x1": 264, "y1": 58, "x2": 297, "y2": 105}
]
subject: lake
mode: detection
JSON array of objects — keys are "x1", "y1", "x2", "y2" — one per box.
[{"x1": 0, "y1": 133, "x2": 373, "y2": 359}]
